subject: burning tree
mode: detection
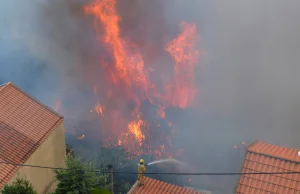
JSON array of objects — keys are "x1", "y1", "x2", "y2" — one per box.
[{"x1": 75, "y1": 0, "x2": 202, "y2": 159}]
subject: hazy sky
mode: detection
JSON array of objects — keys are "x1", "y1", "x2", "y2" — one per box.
[{"x1": 1, "y1": 0, "x2": 300, "y2": 193}]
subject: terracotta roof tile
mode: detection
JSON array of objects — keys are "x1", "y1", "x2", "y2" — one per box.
[
  {"x1": 236, "y1": 141, "x2": 300, "y2": 194},
  {"x1": 128, "y1": 177, "x2": 205, "y2": 194},
  {"x1": 0, "y1": 82, "x2": 63, "y2": 188},
  {"x1": 248, "y1": 141, "x2": 300, "y2": 163}
]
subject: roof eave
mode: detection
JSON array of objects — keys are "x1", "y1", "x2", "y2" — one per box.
[
  {"x1": 127, "y1": 181, "x2": 138, "y2": 194},
  {"x1": 247, "y1": 140, "x2": 260, "y2": 151}
]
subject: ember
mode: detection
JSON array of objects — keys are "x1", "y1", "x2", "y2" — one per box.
[
  {"x1": 77, "y1": 134, "x2": 85, "y2": 140},
  {"x1": 94, "y1": 101, "x2": 105, "y2": 117}
]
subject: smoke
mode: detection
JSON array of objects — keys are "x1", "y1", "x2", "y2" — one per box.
[
  {"x1": 0, "y1": 0, "x2": 86, "y2": 104},
  {"x1": 165, "y1": 0, "x2": 300, "y2": 192},
  {"x1": 1, "y1": 0, "x2": 300, "y2": 193}
]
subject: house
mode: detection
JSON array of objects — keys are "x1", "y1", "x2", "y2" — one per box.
[
  {"x1": 0, "y1": 82, "x2": 66, "y2": 193},
  {"x1": 236, "y1": 141, "x2": 300, "y2": 193},
  {"x1": 127, "y1": 176, "x2": 205, "y2": 194}
]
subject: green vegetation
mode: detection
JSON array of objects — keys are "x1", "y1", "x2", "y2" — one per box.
[
  {"x1": 53, "y1": 156, "x2": 109, "y2": 194},
  {"x1": 90, "y1": 188, "x2": 111, "y2": 194},
  {"x1": 1, "y1": 146, "x2": 133, "y2": 194},
  {"x1": 94, "y1": 146, "x2": 134, "y2": 193},
  {"x1": 1, "y1": 177, "x2": 37, "y2": 194},
  {"x1": 75, "y1": 145, "x2": 135, "y2": 193}
]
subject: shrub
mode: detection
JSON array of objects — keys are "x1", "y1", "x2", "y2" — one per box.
[
  {"x1": 1, "y1": 177, "x2": 37, "y2": 194},
  {"x1": 53, "y1": 156, "x2": 109, "y2": 194}
]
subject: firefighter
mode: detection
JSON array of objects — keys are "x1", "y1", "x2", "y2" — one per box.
[{"x1": 138, "y1": 159, "x2": 146, "y2": 186}]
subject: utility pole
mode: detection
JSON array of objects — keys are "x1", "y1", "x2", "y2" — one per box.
[{"x1": 108, "y1": 164, "x2": 114, "y2": 194}]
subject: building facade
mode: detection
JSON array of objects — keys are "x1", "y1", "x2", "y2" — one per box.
[{"x1": 0, "y1": 82, "x2": 66, "y2": 193}]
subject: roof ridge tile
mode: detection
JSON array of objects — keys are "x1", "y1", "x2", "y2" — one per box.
[
  {"x1": 130, "y1": 176, "x2": 205, "y2": 194},
  {"x1": 1, "y1": 82, "x2": 63, "y2": 119},
  {"x1": 248, "y1": 141, "x2": 300, "y2": 163}
]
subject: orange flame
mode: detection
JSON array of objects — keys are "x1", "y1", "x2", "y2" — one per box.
[
  {"x1": 165, "y1": 22, "x2": 200, "y2": 109},
  {"x1": 83, "y1": 0, "x2": 201, "y2": 158},
  {"x1": 128, "y1": 120, "x2": 145, "y2": 145},
  {"x1": 95, "y1": 101, "x2": 105, "y2": 117},
  {"x1": 84, "y1": 0, "x2": 150, "y2": 89}
]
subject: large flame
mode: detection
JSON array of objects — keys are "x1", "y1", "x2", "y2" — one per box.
[
  {"x1": 165, "y1": 22, "x2": 199, "y2": 109},
  {"x1": 81, "y1": 0, "x2": 201, "y2": 158}
]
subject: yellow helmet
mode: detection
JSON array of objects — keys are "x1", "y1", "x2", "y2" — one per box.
[{"x1": 140, "y1": 159, "x2": 144, "y2": 163}]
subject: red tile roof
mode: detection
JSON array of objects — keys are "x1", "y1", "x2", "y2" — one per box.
[
  {"x1": 0, "y1": 84, "x2": 6, "y2": 91},
  {"x1": 236, "y1": 141, "x2": 300, "y2": 194},
  {"x1": 128, "y1": 176, "x2": 205, "y2": 194},
  {"x1": 0, "y1": 82, "x2": 63, "y2": 187}
]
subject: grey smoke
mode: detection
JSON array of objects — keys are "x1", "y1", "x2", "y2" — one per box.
[
  {"x1": 1, "y1": 0, "x2": 300, "y2": 193},
  {"x1": 167, "y1": 0, "x2": 300, "y2": 193}
]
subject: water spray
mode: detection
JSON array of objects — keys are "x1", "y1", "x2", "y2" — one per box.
[{"x1": 147, "y1": 158, "x2": 188, "y2": 166}]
